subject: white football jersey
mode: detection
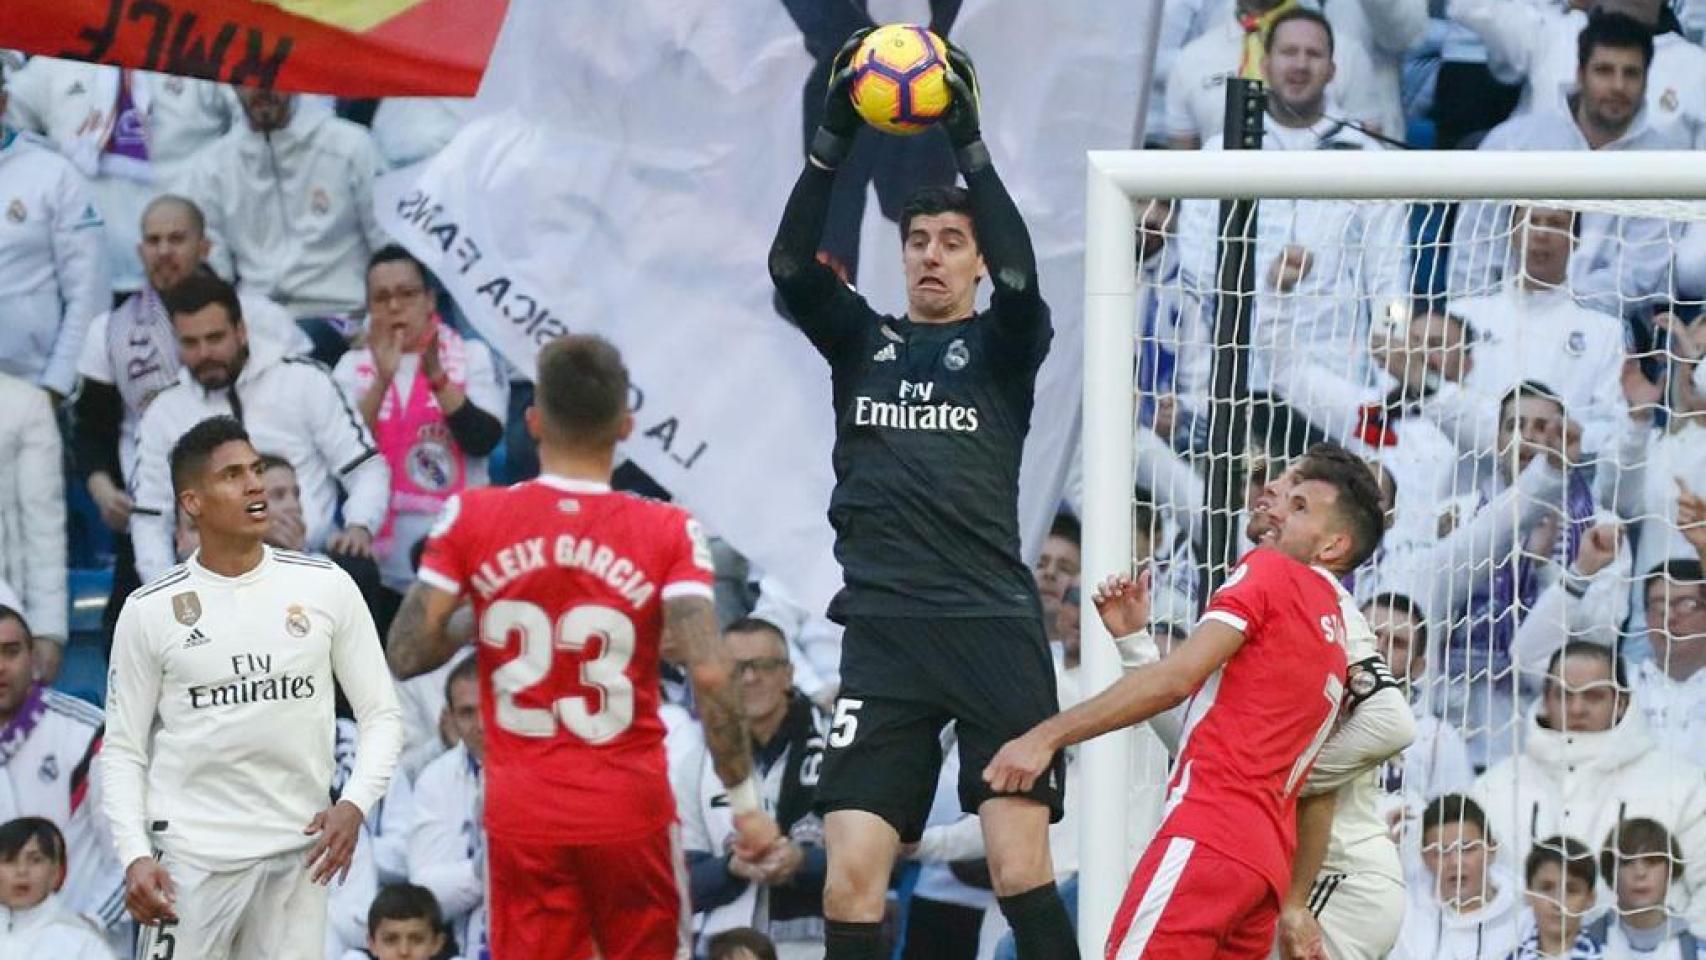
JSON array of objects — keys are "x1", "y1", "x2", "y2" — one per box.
[
  {"x1": 103, "y1": 547, "x2": 402, "y2": 871},
  {"x1": 1320, "y1": 585, "x2": 1405, "y2": 882}
]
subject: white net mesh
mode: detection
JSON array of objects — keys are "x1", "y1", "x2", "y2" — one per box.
[{"x1": 1127, "y1": 189, "x2": 1706, "y2": 945}]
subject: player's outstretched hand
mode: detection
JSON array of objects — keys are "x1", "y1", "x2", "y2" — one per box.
[
  {"x1": 983, "y1": 731, "x2": 1055, "y2": 795},
  {"x1": 822, "y1": 28, "x2": 873, "y2": 138},
  {"x1": 942, "y1": 40, "x2": 982, "y2": 148},
  {"x1": 731, "y1": 810, "x2": 783, "y2": 862},
  {"x1": 1277, "y1": 906, "x2": 1329, "y2": 960},
  {"x1": 124, "y1": 856, "x2": 177, "y2": 925},
  {"x1": 304, "y1": 799, "x2": 364, "y2": 885},
  {"x1": 1092, "y1": 570, "x2": 1152, "y2": 639}
]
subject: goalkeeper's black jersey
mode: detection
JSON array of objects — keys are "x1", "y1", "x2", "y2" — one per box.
[{"x1": 779, "y1": 279, "x2": 1052, "y2": 622}]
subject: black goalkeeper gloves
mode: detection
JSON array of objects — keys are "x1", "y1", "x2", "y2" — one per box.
[
  {"x1": 810, "y1": 28, "x2": 872, "y2": 170},
  {"x1": 943, "y1": 40, "x2": 990, "y2": 172}
]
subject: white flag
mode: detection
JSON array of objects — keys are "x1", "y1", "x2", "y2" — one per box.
[{"x1": 375, "y1": 0, "x2": 1145, "y2": 616}]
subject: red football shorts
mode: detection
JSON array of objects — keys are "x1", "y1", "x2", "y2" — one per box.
[
  {"x1": 1104, "y1": 835, "x2": 1279, "y2": 960},
  {"x1": 486, "y1": 823, "x2": 689, "y2": 960}
]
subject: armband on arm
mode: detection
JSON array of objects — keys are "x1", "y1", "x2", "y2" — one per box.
[{"x1": 1344, "y1": 655, "x2": 1400, "y2": 711}]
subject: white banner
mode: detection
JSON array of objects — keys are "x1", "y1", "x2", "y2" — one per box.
[{"x1": 375, "y1": 0, "x2": 1145, "y2": 616}]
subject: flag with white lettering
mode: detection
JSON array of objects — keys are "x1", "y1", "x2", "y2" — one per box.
[
  {"x1": 0, "y1": 0, "x2": 507, "y2": 94},
  {"x1": 374, "y1": 0, "x2": 1146, "y2": 615}
]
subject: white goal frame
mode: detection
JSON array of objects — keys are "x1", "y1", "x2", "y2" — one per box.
[{"x1": 1076, "y1": 149, "x2": 1706, "y2": 955}]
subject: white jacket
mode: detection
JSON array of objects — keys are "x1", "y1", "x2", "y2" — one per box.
[
  {"x1": 0, "y1": 372, "x2": 67, "y2": 639},
  {"x1": 178, "y1": 106, "x2": 388, "y2": 319},
  {"x1": 1321, "y1": 0, "x2": 1430, "y2": 142},
  {"x1": 0, "y1": 688, "x2": 126, "y2": 934},
  {"x1": 128, "y1": 335, "x2": 390, "y2": 582},
  {"x1": 0, "y1": 128, "x2": 109, "y2": 395},
  {"x1": 1451, "y1": 104, "x2": 1689, "y2": 316},
  {"x1": 0, "y1": 894, "x2": 116, "y2": 960},
  {"x1": 3, "y1": 57, "x2": 238, "y2": 292},
  {"x1": 1473, "y1": 705, "x2": 1706, "y2": 931},
  {"x1": 1446, "y1": 0, "x2": 1706, "y2": 137},
  {"x1": 1392, "y1": 866, "x2": 1527, "y2": 960},
  {"x1": 370, "y1": 97, "x2": 476, "y2": 169},
  {"x1": 409, "y1": 743, "x2": 486, "y2": 956}
]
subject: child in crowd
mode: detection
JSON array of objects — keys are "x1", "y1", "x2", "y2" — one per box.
[
  {"x1": 344, "y1": 883, "x2": 457, "y2": 960},
  {"x1": 707, "y1": 926, "x2": 780, "y2": 960},
  {"x1": 1592, "y1": 819, "x2": 1701, "y2": 959},
  {"x1": 0, "y1": 817, "x2": 115, "y2": 958},
  {"x1": 1509, "y1": 836, "x2": 1603, "y2": 960},
  {"x1": 1396, "y1": 794, "x2": 1526, "y2": 960}
]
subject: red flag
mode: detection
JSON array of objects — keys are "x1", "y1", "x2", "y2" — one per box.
[{"x1": 0, "y1": 0, "x2": 508, "y2": 96}]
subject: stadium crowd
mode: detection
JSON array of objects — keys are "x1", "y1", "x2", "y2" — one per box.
[{"x1": 1, "y1": 0, "x2": 1706, "y2": 957}]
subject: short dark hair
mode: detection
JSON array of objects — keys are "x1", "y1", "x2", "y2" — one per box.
[
  {"x1": 707, "y1": 928, "x2": 779, "y2": 960},
  {"x1": 900, "y1": 185, "x2": 976, "y2": 242},
  {"x1": 1293, "y1": 441, "x2": 1387, "y2": 570},
  {"x1": 169, "y1": 416, "x2": 253, "y2": 499},
  {"x1": 1499, "y1": 379, "x2": 1565, "y2": 426},
  {"x1": 0, "y1": 817, "x2": 66, "y2": 865},
  {"x1": 162, "y1": 265, "x2": 243, "y2": 328},
  {"x1": 724, "y1": 617, "x2": 788, "y2": 655},
  {"x1": 1578, "y1": 10, "x2": 1655, "y2": 70},
  {"x1": 1545, "y1": 640, "x2": 1629, "y2": 696},
  {"x1": 141, "y1": 194, "x2": 207, "y2": 237},
  {"x1": 366, "y1": 243, "x2": 431, "y2": 290},
  {"x1": 366, "y1": 883, "x2": 445, "y2": 937},
  {"x1": 1266, "y1": 7, "x2": 1335, "y2": 54},
  {"x1": 1365, "y1": 591, "x2": 1427, "y2": 650},
  {"x1": 1421, "y1": 793, "x2": 1494, "y2": 846},
  {"x1": 1643, "y1": 557, "x2": 1705, "y2": 604},
  {"x1": 1049, "y1": 512, "x2": 1082, "y2": 549},
  {"x1": 1528, "y1": 834, "x2": 1598, "y2": 889},
  {"x1": 445, "y1": 654, "x2": 480, "y2": 702},
  {"x1": 1602, "y1": 817, "x2": 1684, "y2": 883},
  {"x1": 0, "y1": 604, "x2": 30, "y2": 640},
  {"x1": 535, "y1": 334, "x2": 630, "y2": 448}
]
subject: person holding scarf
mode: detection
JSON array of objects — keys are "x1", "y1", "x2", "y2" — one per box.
[
  {"x1": 334, "y1": 246, "x2": 505, "y2": 594},
  {"x1": 677, "y1": 618, "x2": 831, "y2": 960}
]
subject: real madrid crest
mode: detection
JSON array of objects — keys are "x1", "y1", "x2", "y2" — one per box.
[
  {"x1": 1566, "y1": 330, "x2": 1586, "y2": 356},
  {"x1": 5, "y1": 199, "x2": 24, "y2": 224},
  {"x1": 172, "y1": 591, "x2": 201, "y2": 626},
  {"x1": 286, "y1": 604, "x2": 311, "y2": 639},
  {"x1": 310, "y1": 187, "x2": 331, "y2": 215},
  {"x1": 1662, "y1": 88, "x2": 1679, "y2": 113},
  {"x1": 944, "y1": 338, "x2": 970, "y2": 371}
]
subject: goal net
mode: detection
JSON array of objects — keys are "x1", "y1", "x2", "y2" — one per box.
[{"x1": 1078, "y1": 148, "x2": 1706, "y2": 953}]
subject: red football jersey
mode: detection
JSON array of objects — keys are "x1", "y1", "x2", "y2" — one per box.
[
  {"x1": 418, "y1": 475, "x2": 716, "y2": 844},
  {"x1": 1155, "y1": 547, "x2": 1349, "y2": 899}
]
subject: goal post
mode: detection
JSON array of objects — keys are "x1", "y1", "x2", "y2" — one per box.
[{"x1": 1077, "y1": 148, "x2": 1706, "y2": 954}]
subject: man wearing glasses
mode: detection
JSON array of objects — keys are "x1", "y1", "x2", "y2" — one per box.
[
  {"x1": 674, "y1": 617, "x2": 832, "y2": 959},
  {"x1": 1631, "y1": 555, "x2": 1706, "y2": 769},
  {"x1": 333, "y1": 246, "x2": 506, "y2": 593}
]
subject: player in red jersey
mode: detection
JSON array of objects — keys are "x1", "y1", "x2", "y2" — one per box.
[
  {"x1": 386, "y1": 335, "x2": 781, "y2": 960},
  {"x1": 983, "y1": 449, "x2": 1387, "y2": 960}
]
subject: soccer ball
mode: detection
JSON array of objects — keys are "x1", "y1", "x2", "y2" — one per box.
[{"x1": 850, "y1": 24, "x2": 951, "y2": 136}]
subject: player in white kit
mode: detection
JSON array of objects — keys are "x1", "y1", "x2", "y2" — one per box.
[{"x1": 104, "y1": 416, "x2": 403, "y2": 960}]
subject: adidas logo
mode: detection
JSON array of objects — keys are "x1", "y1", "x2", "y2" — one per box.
[
  {"x1": 872, "y1": 344, "x2": 897, "y2": 363},
  {"x1": 183, "y1": 627, "x2": 212, "y2": 649}
]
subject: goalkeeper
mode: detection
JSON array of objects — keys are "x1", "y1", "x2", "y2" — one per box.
[{"x1": 768, "y1": 31, "x2": 1075, "y2": 960}]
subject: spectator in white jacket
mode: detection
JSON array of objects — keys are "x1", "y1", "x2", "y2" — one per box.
[
  {"x1": 1176, "y1": 8, "x2": 1411, "y2": 458},
  {"x1": 1321, "y1": 0, "x2": 1430, "y2": 143},
  {"x1": 1472, "y1": 642, "x2": 1706, "y2": 932},
  {"x1": 370, "y1": 98, "x2": 477, "y2": 169},
  {"x1": 128, "y1": 270, "x2": 389, "y2": 582},
  {"x1": 1163, "y1": 0, "x2": 1388, "y2": 149},
  {"x1": 0, "y1": 371, "x2": 66, "y2": 677},
  {"x1": 0, "y1": 610, "x2": 126, "y2": 938},
  {"x1": 0, "y1": 71, "x2": 110, "y2": 401},
  {"x1": 1628, "y1": 558, "x2": 1706, "y2": 770},
  {"x1": 407, "y1": 656, "x2": 486, "y2": 959},
  {"x1": 1450, "y1": 15, "x2": 1688, "y2": 316},
  {"x1": 1447, "y1": 0, "x2": 1706, "y2": 136},
  {"x1": 1432, "y1": 207, "x2": 1632, "y2": 466},
  {"x1": 179, "y1": 87, "x2": 388, "y2": 332},
  {"x1": 0, "y1": 818, "x2": 115, "y2": 960},
  {"x1": 1394, "y1": 793, "x2": 1527, "y2": 960},
  {"x1": 2, "y1": 56, "x2": 238, "y2": 294}
]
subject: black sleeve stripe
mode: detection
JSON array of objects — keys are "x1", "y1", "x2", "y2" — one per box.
[
  {"x1": 132, "y1": 567, "x2": 190, "y2": 598},
  {"x1": 130, "y1": 506, "x2": 164, "y2": 517},
  {"x1": 338, "y1": 447, "x2": 381, "y2": 476},
  {"x1": 275, "y1": 548, "x2": 337, "y2": 567},
  {"x1": 275, "y1": 554, "x2": 337, "y2": 571},
  {"x1": 68, "y1": 722, "x2": 104, "y2": 796}
]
